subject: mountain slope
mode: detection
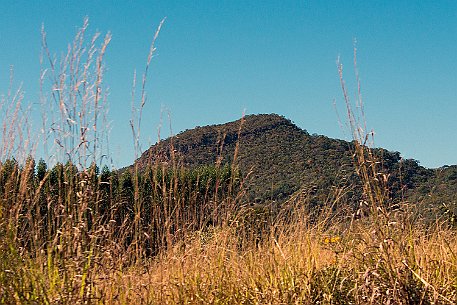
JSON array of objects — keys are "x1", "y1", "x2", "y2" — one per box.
[{"x1": 135, "y1": 114, "x2": 447, "y2": 207}]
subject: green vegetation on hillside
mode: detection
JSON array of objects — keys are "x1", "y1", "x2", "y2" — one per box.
[{"x1": 136, "y1": 113, "x2": 454, "y2": 220}]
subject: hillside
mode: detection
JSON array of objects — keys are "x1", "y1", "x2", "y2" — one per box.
[
  {"x1": 136, "y1": 114, "x2": 350, "y2": 202},
  {"x1": 135, "y1": 114, "x2": 454, "y2": 210}
]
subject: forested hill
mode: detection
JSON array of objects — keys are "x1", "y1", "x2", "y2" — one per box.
[{"x1": 134, "y1": 114, "x2": 457, "y2": 208}]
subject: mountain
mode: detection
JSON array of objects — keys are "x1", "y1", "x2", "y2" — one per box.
[{"x1": 134, "y1": 114, "x2": 457, "y2": 213}]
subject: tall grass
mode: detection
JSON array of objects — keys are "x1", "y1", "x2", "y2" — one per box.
[{"x1": 0, "y1": 20, "x2": 456, "y2": 304}]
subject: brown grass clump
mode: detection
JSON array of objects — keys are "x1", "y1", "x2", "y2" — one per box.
[{"x1": 53, "y1": 209, "x2": 456, "y2": 304}]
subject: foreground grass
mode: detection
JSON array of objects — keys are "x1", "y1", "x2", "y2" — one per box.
[
  {"x1": 109, "y1": 226, "x2": 457, "y2": 304},
  {"x1": 2, "y1": 206, "x2": 457, "y2": 304}
]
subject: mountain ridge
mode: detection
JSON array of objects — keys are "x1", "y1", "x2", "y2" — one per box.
[{"x1": 133, "y1": 113, "x2": 457, "y2": 212}]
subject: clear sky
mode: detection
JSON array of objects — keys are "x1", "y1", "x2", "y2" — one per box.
[{"x1": 0, "y1": 1, "x2": 456, "y2": 168}]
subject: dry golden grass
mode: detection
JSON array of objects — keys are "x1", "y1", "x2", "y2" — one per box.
[{"x1": 12, "y1": 210, "x2": 451, "y2": 304}]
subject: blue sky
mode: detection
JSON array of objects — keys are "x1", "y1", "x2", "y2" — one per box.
[{"x1": 0, "y1": 1, "x2": 456, "y2": 168}]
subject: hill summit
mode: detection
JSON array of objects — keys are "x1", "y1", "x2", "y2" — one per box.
[{"x1": 134, "y1": 113, "x2": 457, "y2": 209}]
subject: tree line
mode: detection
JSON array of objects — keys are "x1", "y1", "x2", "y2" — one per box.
[{"x1": 0, "y1": 158, "x2": 241, "y2": 260}]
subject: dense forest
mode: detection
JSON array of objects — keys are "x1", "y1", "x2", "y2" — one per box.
[
  {"x1": 136, "y1": 114, "x2": 457, "y2": 219},
  {"x1": 3, "y1": 113, "x2": 455, "y2": 256},
  {"x1": 3, "y1": 114, "x2": 457, "y2": 255},
  {"x1": 1, "y1": 157, "x2": 240, "y2": 259}
]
